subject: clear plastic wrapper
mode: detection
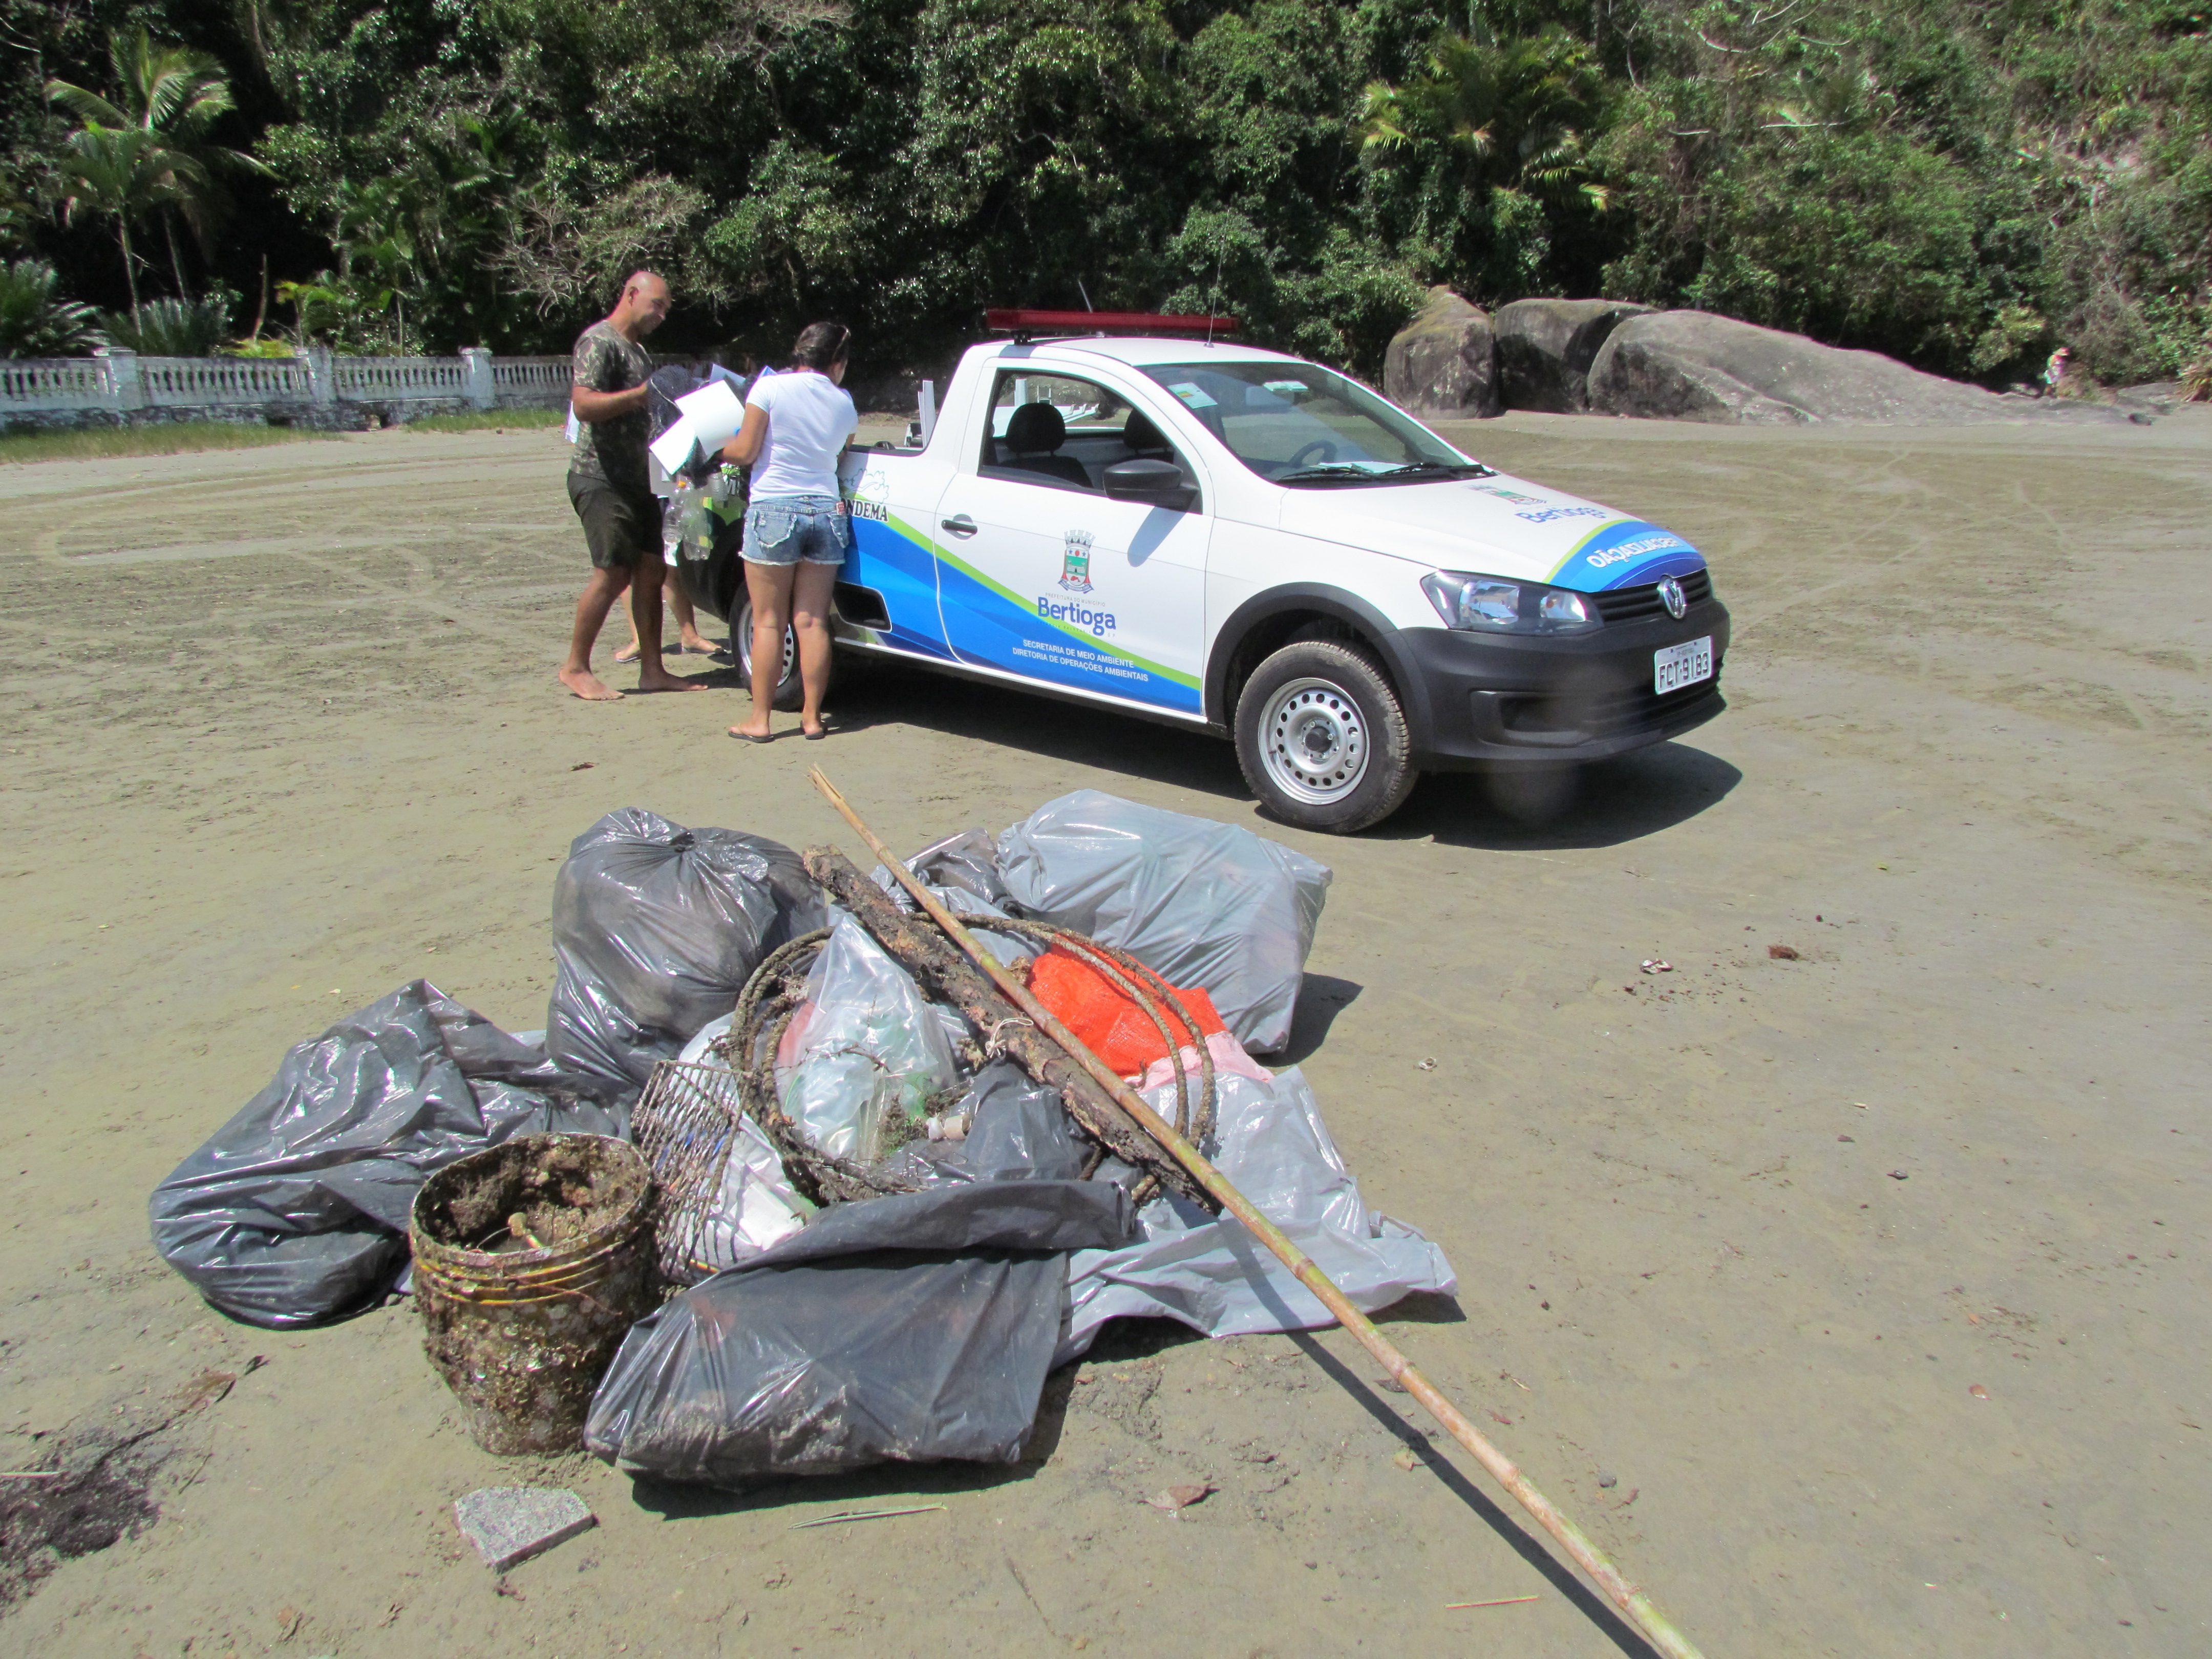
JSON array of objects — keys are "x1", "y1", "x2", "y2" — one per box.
[
  {"x1": 995, "y1": 791, "x2": 1331, "y2": 1052},
  {"x1": 148, "y1": 981, "x2": 620, "y2": 1328},
  {"x1": 584, "y1": 1182, "x2": 1136, "y2": 1484},
  {"x1": 547, "y1": 809, "x2": 824, "y2": 1099},
  {"x1": 775, "y1": 914, "x2": 961, "y2": 1164}
]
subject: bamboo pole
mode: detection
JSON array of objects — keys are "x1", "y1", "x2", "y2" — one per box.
[{"x1": 808, "y1": 767, "x2": 1707, "y2": 1659}]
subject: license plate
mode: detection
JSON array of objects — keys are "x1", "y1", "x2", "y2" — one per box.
[{"x1": 1653, "y1": 636, "x2": 1714, "y2": 695}]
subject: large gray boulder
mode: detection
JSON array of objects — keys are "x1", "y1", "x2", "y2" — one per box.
[
  {"x1": 1586, "y1": 310, "x2": 2116, "y2": 424},
  {"x1": 1384, "y1": 287, "x2": 1500, "y2": 418},
  {"x1": 1495, "y1": 298, "x2": 1650, "y2": 412}
]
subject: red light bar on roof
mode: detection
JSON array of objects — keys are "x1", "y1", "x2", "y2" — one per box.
[{"x1": 985, "y1": 308, "x2": 1240, "y2": 340}]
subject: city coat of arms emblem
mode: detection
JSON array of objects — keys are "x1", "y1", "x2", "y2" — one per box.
[{"x1": 1058, "y1": 529, "x2": 1095, "y2": 594}]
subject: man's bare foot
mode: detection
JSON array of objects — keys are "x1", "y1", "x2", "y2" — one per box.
[
  {"x1": 560, "y1": 666, "x2": 623, "y2": 701},
  {"x1": 636, "y1": 668, "x2": 707, "y2": 694},
  {"x1": 613, "y1": 642, "x2": 643, "y2": 664}
]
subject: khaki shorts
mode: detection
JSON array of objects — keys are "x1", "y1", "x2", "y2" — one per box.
[{"x1": 568, "y1": 476, "x2": 662, "y2": 571}]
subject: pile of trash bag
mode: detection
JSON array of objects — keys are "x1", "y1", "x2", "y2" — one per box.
[
  {"x1": 148, "y1": 789, "x2": 1458, "y2": 1489},
  {"x1": 148, "y1": 982, "x2": 621, "y2": 1327},
  {"x1": 151, "y1": 810, "x2": 819, "y2": 1328}
]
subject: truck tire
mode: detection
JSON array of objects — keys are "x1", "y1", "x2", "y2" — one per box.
[
  {"x1": 733, "y1": 597, "x2": 805, "y2": 712},
  {"x1": 1235, "y1": 639, "x2": 1418, "y2": 834}
]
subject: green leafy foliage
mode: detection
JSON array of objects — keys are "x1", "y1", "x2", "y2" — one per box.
[
  {"x1": 0, "y1": 258, "x2": 106, "y2": 356},
  {"x1": 4, "y1": 1, "x2": 2206, "y2": 386},
  {"x1": 45, "y1": 28, "x2": 270, "y2": 313},
  {"x1": 1360, "y1": 26, "x2": 1612, "y2": 298},
  {"x1": 101, "y1": 293, "x2": 232, "y2": 355}
]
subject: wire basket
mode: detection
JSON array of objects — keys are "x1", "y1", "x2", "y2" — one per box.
[{"x1": 631, "y1": 1058, "x2": 759, "y2": 1287}]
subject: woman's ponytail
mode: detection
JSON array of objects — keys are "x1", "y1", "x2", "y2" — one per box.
[{"x1": 791, "y1": 322, "x2": 852, "y2": 372}]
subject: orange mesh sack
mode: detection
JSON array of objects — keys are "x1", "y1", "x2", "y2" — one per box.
[{"x1": 1027, "y1": 948, "x2": 1226, "y2": 1078}]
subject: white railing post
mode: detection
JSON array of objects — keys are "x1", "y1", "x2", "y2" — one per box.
[
  {"x1": 304, "y1": 346, "x2": 334, "y2": 407},
  {"x1": 98, "y1": 348, "x2": 144, "y2": 413},
  {"x1": 461, "y1": 347, "x2": 495, "y2": 410}
]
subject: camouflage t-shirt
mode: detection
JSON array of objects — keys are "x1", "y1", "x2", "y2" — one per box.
[{"x1": 568, "y1": 321, "x2": 652, "y2": 492}]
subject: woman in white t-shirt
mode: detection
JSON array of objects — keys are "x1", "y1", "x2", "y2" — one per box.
[{"x1": 720, "y1": 322, "x2": 859, "y2": 741}]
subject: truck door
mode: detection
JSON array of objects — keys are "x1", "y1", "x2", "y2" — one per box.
[
  {"x1": 931, "y1": 368, "x2": 1208, "y2": 717},
  {"x1": 839, "y1": 450, "x2": 958, "y2": 660}
]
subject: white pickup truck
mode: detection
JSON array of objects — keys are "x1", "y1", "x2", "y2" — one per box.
[{"x1": 675, "y1": 316, "x2": 1728, "y2": 833}]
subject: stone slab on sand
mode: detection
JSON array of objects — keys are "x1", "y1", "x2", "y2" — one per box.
[{"x1": 454, "y1": 1487, "x2": 595, "y2": 1570}]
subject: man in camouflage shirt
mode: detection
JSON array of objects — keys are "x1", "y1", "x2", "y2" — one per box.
[{"x1": 560, "y1": 270, "x2": 703, "y2": 699}]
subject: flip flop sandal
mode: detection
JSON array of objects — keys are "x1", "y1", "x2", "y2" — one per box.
[{"x1": 729, "y1": 729, "x2": 774, "y2": 745}]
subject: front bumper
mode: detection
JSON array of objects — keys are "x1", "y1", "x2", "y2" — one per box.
[{"x1": 1398, "y1": 599, "x2": 1730, "y2": 768}]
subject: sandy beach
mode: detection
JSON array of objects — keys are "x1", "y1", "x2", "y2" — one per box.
[{"x1": 2, "y1": 403, "x2": 2207, "y2": 1656}]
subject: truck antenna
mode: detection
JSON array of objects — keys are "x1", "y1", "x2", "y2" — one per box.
[
  {"x1": 1205, "y1": 243, "x2": 1225, "y2": 346},
  {"x1": 1077, "y1": 279, "x2": 1095, "y2": 313}
]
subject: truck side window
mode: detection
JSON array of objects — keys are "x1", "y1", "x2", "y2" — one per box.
[{"x1": 979, "y1": 370, "x2": 1196, "y2": 501}]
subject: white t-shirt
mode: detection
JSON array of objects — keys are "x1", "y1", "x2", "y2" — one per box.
[{"x1": 745, "y1": 370, "x2": 858, "y2": 499}]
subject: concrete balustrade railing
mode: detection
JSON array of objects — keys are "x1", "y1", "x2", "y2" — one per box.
[{"x1": 0, "y1": 346, "x2": 573, "y2": 432}]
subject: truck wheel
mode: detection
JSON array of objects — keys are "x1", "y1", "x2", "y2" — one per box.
[
  {"x1": 733, "y1": 597, "x2": 805, "y2": 712},
  {"x1": 1235, "y1": 640, "x2": 1418, "y2": 834}
]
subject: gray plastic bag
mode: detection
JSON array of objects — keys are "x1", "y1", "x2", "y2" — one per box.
[
  {"x1": 904, "y1": 828, "x2": 1011, "y2": 909},
  {"x1": 547, "y1": 809, "x2": 825, "y2": 1098},
  {"x1": 958, "y1": 1061, "x2": 1088, "y2": 1181},
  {"x1": 995, "y1": 791, "x2": 1332, "y2": 1052},
  {"x1": 1058, "y1": 1065, "x2": 1456, "y2": 1360},
  {"x1": 148, "y1": 981, "x2": 620, "y2": 1328},
  {"x1": 585, "y1": 1182, "x2": 1135, "y2": 1484}
]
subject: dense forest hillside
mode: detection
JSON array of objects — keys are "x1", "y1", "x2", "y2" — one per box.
[{"x1": 4, "y1": 0, "x2": 2206, "y2": 386}]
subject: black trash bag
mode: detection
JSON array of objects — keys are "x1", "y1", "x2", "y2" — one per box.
[
  {"x1": 148, "y1": 981, "x2": 621, "y2": 1328},
  {"x1": 546, "y1": 810, "x2": 825, "y2": 1099},
  {"x1": 585, "y1": 1182, "x2": 1135, "y2": 1485},
  {"x1": 959, "y1": 1061, "x2": 1088, "y2": 1181}
]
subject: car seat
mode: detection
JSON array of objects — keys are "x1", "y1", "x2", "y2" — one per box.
[
  {"x1": 1120, "y1": 409, "x2": 1175, "y2": 460},
  {"x1": 1002, "y1": 402, "x2": 1094, "y2": 487}
]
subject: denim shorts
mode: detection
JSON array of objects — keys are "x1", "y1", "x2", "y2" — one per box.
[{"x1": 743, "y1": 494, "x2": 849, "y2": 567}]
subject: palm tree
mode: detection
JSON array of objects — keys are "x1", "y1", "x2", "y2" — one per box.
[
  {"x1": 49, "y1": 124, "x2": 185, "y2": 321},
  {"x1": 45, "y1": 29, "x2": 270, "y2": 302},
  {"x1": 0, "y1": 259, "x2": 108, "y2": 357},
  {"x1": 1362, "y1": 28, "x2": 1611, "y2": 211},
  {"x1": 1359, "y1": 27, "x2": 1611, "y2": 295}
]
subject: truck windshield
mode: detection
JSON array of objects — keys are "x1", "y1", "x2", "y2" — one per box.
[{"x1": 1138, "y1": 361, "x2": 1488, "y2": 486}]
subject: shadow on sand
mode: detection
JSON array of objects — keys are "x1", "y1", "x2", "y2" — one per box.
[{"x1": 837, "y1": 653, "x2": 1740, "y2": 854}]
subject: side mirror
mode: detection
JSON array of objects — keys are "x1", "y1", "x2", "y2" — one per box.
[{"x1": 1102, "y1": 458, "x2": 1195, "y2": 509}]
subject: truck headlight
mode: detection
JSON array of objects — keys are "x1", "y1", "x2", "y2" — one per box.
[{"x1": 1422, "y1": 572, "x2": 1598, "y2": 634}]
